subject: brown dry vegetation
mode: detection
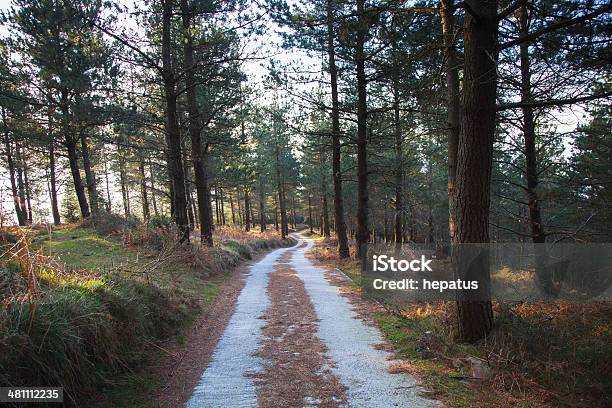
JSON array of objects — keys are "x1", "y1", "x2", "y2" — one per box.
[
  {"x1": 0, "y1": 219, "x2": 295, "y2": 407},
  {"x1": 310, "y1": 238, "x2": 612, "y2": 408}
]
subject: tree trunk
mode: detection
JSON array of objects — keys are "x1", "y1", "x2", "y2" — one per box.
[
  {"x1": 393, "y1": 75, "x2": 403, "y2": 249},
  {"x1": 454, "y1": 0, "x2": 498, "y2": 342},
  {"x1": 23, "y1": 154, "x2": 33, "y2": 224},
  {"x1": 259, "y1": 181, "x2": 266, "y2": 232},
  {"x1": 80, "y1": 130, "x2": 98, "y2": 216},
  {"x1": 327, "y1": 0, "x2": 350, "y2": 258},
  {"x1": 441, "y1": 0, "x2": 461, "y2": 241},
  {"x1": 220, "y1": 188, "x2": 226, "y2": 226},
  {"x1": 244, "y1": 189, "x2": 251, "y2": 232},
  {"x1": 291, "y1": 194, "x2": 296, "y2": 230},
  {"x1": 230, "y1": 193, "x2": 236, "y2": 224},
  {"x1": 119, "y1": 161, "x2": 130, "y2": 217},
  {"x1": 274, "y1": 194, "x2": 279, "y2": 231},
  {"x1": 2, "y1": 108, "x2": 26, "y2": 225},
  {"x1": 103, "y1": 155, "x2": 112, "y2": 212},
  {"x1": 355, "y1": 0, "x2": 369, "y2": 270},
  {"x1": 308, "y1": 195, "x2": 313, "y2": 233},
  {"x1": 65, "y1": 136, "x2": 90, "y2": 219},
  {"x1": 48, "y1": 121, "x2": 61, "y2": 225},
  {"x1": 139, "y1": 157, "x2": 150, "y2": 222},
  {"x1": 181, "y1": 0, "x2": 214, "y2": 244},
  {"x1": 276, "y1": 148, "x2": 288, "y2": 239},
  {"x1": 518, "y1": 5, "x2": 554, "y2": 296},
  {"x1": 321, "y1": 186, "x2": 330, "y2": 237},
  {"x1": 149, "y1": 157, "x2": 159, "y2": 217},
  {"x1": 162, "y1": 0, "x2": 189, "y2": 242}
]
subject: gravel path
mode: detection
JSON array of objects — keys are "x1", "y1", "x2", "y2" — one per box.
[
  {"x1": 186, "y1": 246, "x2": 294, "y2": 408},
  {"x1": 291, "y1": 239, "x2": 436, "y2": 408},
  {"x1": 187, "y1": 236, "x2": 437, "y2": 408}
]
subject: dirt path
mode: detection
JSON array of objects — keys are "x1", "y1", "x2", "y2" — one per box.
[{"x1": 186, "y1": 236, "x2": 437, "y2": 408}]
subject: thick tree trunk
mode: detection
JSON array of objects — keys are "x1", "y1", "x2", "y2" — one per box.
[
  {"x1": 326, "y1": 0, "x2": 350, "y2": 257},
  {"x1": 454, "y1": 0, "x2": 498, "y2": 342},
  {"x1": 441, "y1": 0, "x2": 461, "y2": 241},
  {"x1": 182, "y1": 0, "x2": 213, "y2": 244},
  {"x1": 2, "y1": 108, "x2": 26, "y2": 225},
  {"x1": 162, "y1": 0, "x2": 189, "y2": 242},
  {"x1": 355, "y1": 0, "x2": 369, "y2": 270},
  {"x1": 80, "y1": 130, "x2": 98, "y2": 216}
]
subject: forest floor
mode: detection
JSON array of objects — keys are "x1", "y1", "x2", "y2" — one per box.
[{"x1": 310, "y1": 238, "x2": 612, "y2": 408}]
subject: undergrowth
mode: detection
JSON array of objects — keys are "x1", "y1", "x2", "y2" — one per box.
[
  {"x1": 0, "y1": 217, "x2": 294, "y2": 406},
  {"x1": 311, "y1": 238, "x2": 612, "y2": 408}
]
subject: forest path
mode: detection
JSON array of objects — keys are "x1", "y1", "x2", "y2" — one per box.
[{"x1": 186, "y1": 235, "x2": 436, "y2": 408}]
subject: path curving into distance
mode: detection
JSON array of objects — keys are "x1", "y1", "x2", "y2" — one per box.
[{"x1": 187, "y1": 236, "x2": 437, "y2": 408}]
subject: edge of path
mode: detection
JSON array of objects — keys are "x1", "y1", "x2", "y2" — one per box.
[{"x1": 151, "y1": 240, "x2": 298, "y2": 408}]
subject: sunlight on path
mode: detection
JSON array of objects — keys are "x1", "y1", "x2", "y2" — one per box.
[
  {"x1": 186, "y1": 245, "x2": 295, "y2": 408},
  {"x1": 291, "y1": 238, "x2": 438, "y2": 408}
]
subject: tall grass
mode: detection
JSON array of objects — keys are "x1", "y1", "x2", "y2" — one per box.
[{"x1": 0, "y1": 230, "x2": 189, "y2": 405}]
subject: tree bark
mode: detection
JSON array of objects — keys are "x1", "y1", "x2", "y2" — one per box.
[
  {"x1": 275, "y1": 147, "x2": 288, "y2": 239},
  {"x1": 80, "y1": 129, "x2": 99, "y2": 216},
  {"x1": 162, "y1": 0, "x2": 189, "y2": 242},
  {"x1": 149, "y1": 157, "x2": 159, "y2": 217},
  {"x1": 308, "y1": 195, "x2": 313, "y2": 233},
  {"x1": 48, "y1": 116, "x2": 61, "y2": 225},
  {"x1": 518, "y1": 5, "x2": 554, "y2": 296},
  {"x1": 65, "y1": 135, "x2": 90, "y2": 219},
  {"x1": 230, "y1": 193, "x2": 236, "y2": 224},
  {"x1": 259, "y1": 180, "x2": 266, "y2": 232},
  {"x1": 326, "y1": 0, "x2": 350, "y2": 257},
  {"x1": 103, "y1": 155, "x2": 111, "y2": 212},
  {"x1": 244, "y1": 189, "x2": 251, "y2": 232},
  {"x1": 392, "y1": 74, "x2": 403, "y2": 249},
  {"x1": 355, "y1": 0, "x2": 370, "y2": 270},
  {"x1": 23, "y1": 151, "x2": 33, "y2": 224},
  {"x1": 139, "y1": 157, "x2": 150, "y2": 222},
  {"x1": 182, "y1": 0, "x2": 214, "y2": 244},
  {"x1": 441, "y1": 0, "x2": 461, "y2": 241},
  {"x1": 2, "y1": 108, "x2": 26, "y2": 225},
  {"x1": 119, "y1": 159, "x2": 129, "y2": 217},
  {"x1": 454, "y1": 0, "x2": 498, "y2": 342}
]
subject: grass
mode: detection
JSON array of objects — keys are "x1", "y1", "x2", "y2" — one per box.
[
  {"x1": 310, "y1": 238, "x2": 612, "y2": 408},
  {"x1": 0, "y1": 220, "x2": 294, "y2": 407}
]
